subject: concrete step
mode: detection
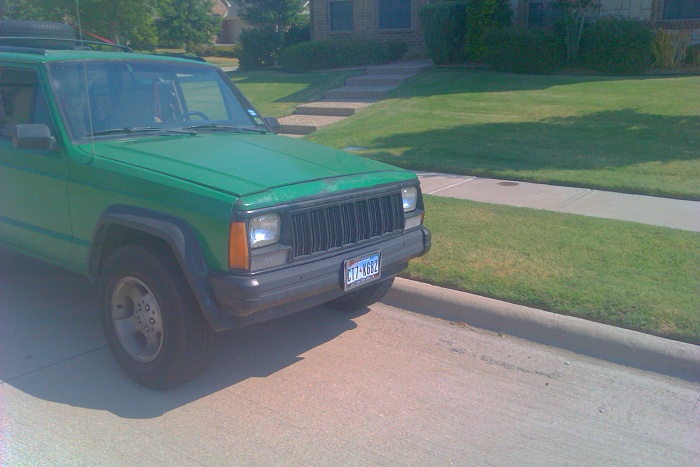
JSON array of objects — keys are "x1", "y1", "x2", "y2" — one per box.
[
  {"x1": 324, "y1": 85, "x2": 396, "y2": 101},
  {"x1": 345, "y1": 74, "x2": 408, "y2": 87},
  {"x1": 277, "y1": 115, "x2": 346, "y2": 135},
  {"x1": 295, "y1": 100, "x2": 373, "y2": 117}
]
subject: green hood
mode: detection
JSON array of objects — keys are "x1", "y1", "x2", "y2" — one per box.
[{"x1": 82, "y1": 133, "x2": 406, "y2": 197}]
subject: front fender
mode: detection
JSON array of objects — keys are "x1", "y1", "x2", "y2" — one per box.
[{"x1": 88, "y1": 205, "x2": 226, "y2": 331}]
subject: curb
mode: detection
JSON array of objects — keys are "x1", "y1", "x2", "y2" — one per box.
[{"x1": 383, "y1": 278, "x2": 700, "y2": 383}]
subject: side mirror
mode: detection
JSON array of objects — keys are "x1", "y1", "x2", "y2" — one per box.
[
  {"x1": 12, "y1": 123, "x2": 56, "y2": 150},
  {"x1": 264, "y1": 117, "x2": 281, "y2": 133}
]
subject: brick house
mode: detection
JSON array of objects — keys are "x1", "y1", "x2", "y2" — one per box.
[
  {"x1": 309, "y1": 0, "x2": 431, "y2": 50},
  {"x1": 517, "y1": 0, "x2": 699, "y2": 43},
  {"x1": 309, "y1": 0, "x2": 699, "y2": 51},
  {"x1": 212, "y1": 0, "x2": 248, "y2": 44}
]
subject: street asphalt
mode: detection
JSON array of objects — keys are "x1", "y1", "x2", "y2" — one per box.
[{"x1": 391, "y1": 172, "x2": 700, "y2": 382}]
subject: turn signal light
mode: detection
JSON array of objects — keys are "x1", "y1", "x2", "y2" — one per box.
[{"x1": 229, "y1": 222, "x2": 249, "y2": 270}]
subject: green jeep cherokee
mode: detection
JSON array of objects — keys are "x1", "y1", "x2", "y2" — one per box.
[{"x1": 0, "y1": 21, "x2": 430, "y2": 389}]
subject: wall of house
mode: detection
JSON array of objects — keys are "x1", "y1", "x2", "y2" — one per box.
[
  {"x1": 517, "y1": 0, "x2": 699, "y2": 44},
  {"x1": 310, "y1": 0, "x2": 430, "y2": 50}
]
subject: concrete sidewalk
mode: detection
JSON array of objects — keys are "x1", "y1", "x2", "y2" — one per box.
[{"x1": 418, "y1": 172, "x2": 700, "y2": 232}]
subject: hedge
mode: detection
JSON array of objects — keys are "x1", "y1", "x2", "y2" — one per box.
[
  {"x1": 580, "y1": 18, "x2": 654, "y2": 75},
  {"x1": 483, "y1": 27, "x2": 565, "y2": 73},
  {"x1": 280, "y1": 38, "x2": 391, "y2": 72},
  {"x1": 419, "y1": 1, "x2": 469, "y2": 64}
]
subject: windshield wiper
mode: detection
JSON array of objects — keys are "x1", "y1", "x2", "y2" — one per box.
[
  {"x1": 87, "y1": 126, "x2": 197, "y2": 137},
  {"x1": 182, "y1": 123, "x2": 268, "y2": 134}
]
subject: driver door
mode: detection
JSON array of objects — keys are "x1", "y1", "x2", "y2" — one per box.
[{"x1": 0, "y1": 65, "x2": 72, "y2": 263}]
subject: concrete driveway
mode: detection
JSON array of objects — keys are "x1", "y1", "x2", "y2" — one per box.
[{"x1": 2, "y1": 248, "x2": 699, "y2": 465}]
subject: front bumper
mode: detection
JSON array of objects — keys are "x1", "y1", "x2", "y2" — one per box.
[{"x1": 207, "y1": 226, "x2": 431, "y2": 330}]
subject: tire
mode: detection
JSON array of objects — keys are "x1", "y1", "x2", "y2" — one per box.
[
  {"x1": 98, "y1": 245, "x2": 214, "y2": 390},
  {"x1": 328, "y1": 277, "x2": 395, "y2": 312},
  {"x1": 0, "y1": 20, "x2": 76, "y2": 49}
]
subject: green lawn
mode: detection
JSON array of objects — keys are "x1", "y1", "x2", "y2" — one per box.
[
  {"x1": 413, "y1": 196, "x2": 700, "y2": 344},
  {"x1": 229, "y1": 69, "x2": 364, "y2": 118},
  {"x1": 231, "y1": 67, "x2": 700, "y2": 343},
  {"x1": 305, "y1": 69, "x2": 700, "y2": 200}
]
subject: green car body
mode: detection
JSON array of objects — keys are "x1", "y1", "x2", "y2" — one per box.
[{"x1": 0, "y1": 34, "x2": 430, "y2": 388}]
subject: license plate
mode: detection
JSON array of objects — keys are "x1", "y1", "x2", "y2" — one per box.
[{"x1": 343, "y1": 251, "x2": 381, "y2": 291}]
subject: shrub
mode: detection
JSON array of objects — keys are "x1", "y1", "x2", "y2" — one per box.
[
  {"x1": 464, "y1": 0, "x2": 513, "y2": 62},
  {"x1": 419, "y1": 1, "x2": 469, "y2": 64},
  {"x1": 483, "y1": 27, "x2": 565, "y2": 73},
  {"x1": 281, "y1": 38, "x2": 390, "y2": 72},
  {"x1": 285, "y1": 23, "x2": 310, "y2": 48},
  {"x1": 580, "y1": 18, "x2": 654, "y2": 75},
  {"x1": 214, "y1": 43, "x2": 242, "y2": 58},
  {"x1": 387, "y1": 39, "x2": 408, "y2": 61},
  {"x1": 686, "y1": 44, "x2": 700, "y2": 68},
  {"x1": 238, "y1": 27, "x2": 281, "y2": 70}
]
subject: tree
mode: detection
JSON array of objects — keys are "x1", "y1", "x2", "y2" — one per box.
[
  {"x1": 557, "y1": 0, "x2": 599, "y2": 65},
  {"x1": 0, "y1": 0, "x2": 45, "y2": 20},
  {"x1": 157, "y1": 0, "x2": 220, "y2": 53},
  {"x1": 234, "y1": 0, "x2": 307, "y2": 67},
  {"x1": 1, "y1": 0, "x2": 162, "y2": 49},
  {"x1": 234, "y1": 0, "x2": 306, "y2": 32}
]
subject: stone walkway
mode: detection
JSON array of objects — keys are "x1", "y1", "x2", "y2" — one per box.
[{"x1": 277, "y1": 59, "x2": 433, "y2": 137}]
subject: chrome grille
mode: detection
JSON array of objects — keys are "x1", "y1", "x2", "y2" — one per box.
[{"x1": 290, "y1": 192, "x2": 404, "y2": 259}]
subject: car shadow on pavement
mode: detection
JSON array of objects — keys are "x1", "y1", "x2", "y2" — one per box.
[{"x1": 0, "y1": 247, "x2": 364, "y2": 419}]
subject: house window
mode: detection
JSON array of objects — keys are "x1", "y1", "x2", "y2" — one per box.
[
  {"x1": 330, "y1": 0, "x2": 353, "y2": 31},
  {"x1": 663, "y1": 0, "x2": 700, "y2": 20},
  {"x1": 379, "y1": 0, "x2": 411, "y2": 29},
  {"x1": 527, "y1": 2, "x2": 563, "y2": 29}
]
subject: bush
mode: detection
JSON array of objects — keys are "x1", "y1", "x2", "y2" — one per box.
[
  {"x1": 686, "y1": 44, "x2": 700, "y2": 68},
  {"x1": 419, "y1": 1, "x2": 469, "y2": 64},
  {"x1": 580, "y1": 18, "x2": 654, "y2": 75},
  {"x1": 214, "y1": 43, "x2": 241, "y2": 58},
  {"x1": 464, "y1": 0, "x2": 513, "y2": 62},
  {"x1": 281, "y1": 38, "x2": 390, "y2": 72},
  {"x1": 387, "y1": 39, "x2": 408, "y2": 61},
  {"x1": 483, "y1": 27, "x2": 565, "y2": 73},
  {"x1": 238, "y1": 27, "x2": 281, "y2": 70},
  {"x1": 285, "y1": 23, "x2": 310, "y2": 48}
]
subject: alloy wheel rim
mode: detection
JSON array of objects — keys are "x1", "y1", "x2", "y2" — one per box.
[{"x1": 111, "y1": 276, "x2": 164, "y2": 362}]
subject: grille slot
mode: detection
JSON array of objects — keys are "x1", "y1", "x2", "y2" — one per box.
[{"x1": 291, "y1": 192, "x2": 404, "y2": 259}]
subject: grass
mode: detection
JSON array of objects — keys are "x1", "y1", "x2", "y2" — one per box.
[
  {"x1": 304, "y1": 69, "x2": 700, "y2": 201},
  {"x1": 204, "y1": 56, "x2": 239, "y2": 68},
  {"x1": 411, "y1": 196, "x2": 700, "y2": 344},
  {"x1": 228, "y1": 69, "x2": 365, "y2": 117}
]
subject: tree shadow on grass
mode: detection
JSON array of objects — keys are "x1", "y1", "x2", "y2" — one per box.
[
  {"x1": 389, "y1": 68, "x2": 697, "y2": 98},
  {"x1": 360, "y1": 109, "x2": 700, "y2": 199}
]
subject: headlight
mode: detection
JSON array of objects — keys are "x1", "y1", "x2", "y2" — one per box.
[
  {"x1": 249, "y1": 214, "x2": 280, "y2": 248},
  {"x1": 402, "y1": 186, "x2": 418, "y2": 212}
]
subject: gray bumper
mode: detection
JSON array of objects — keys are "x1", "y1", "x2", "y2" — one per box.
[{"x1": 207, "y1": 227, "x2": 431, "y2": 330}]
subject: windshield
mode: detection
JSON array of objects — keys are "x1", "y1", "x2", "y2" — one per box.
[{"x1": 47, "y1": 60, "x2": 266, "y2": 141}]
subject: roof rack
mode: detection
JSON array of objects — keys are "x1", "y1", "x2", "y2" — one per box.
[{"x1": 0, "y1": 36, "x2": 133, "y2": 52}]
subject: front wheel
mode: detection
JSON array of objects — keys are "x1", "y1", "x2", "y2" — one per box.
[
  {"x1": 327, "y1": 277, "x2": 395, "y2": 312},
  {"x1": 98, "y1": 245, "x2": 214, "y2": 390}
]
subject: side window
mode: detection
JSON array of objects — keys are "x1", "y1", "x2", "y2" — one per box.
[{"x1": 0, "y1": 67, "x2": 52, "y2": 136}]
